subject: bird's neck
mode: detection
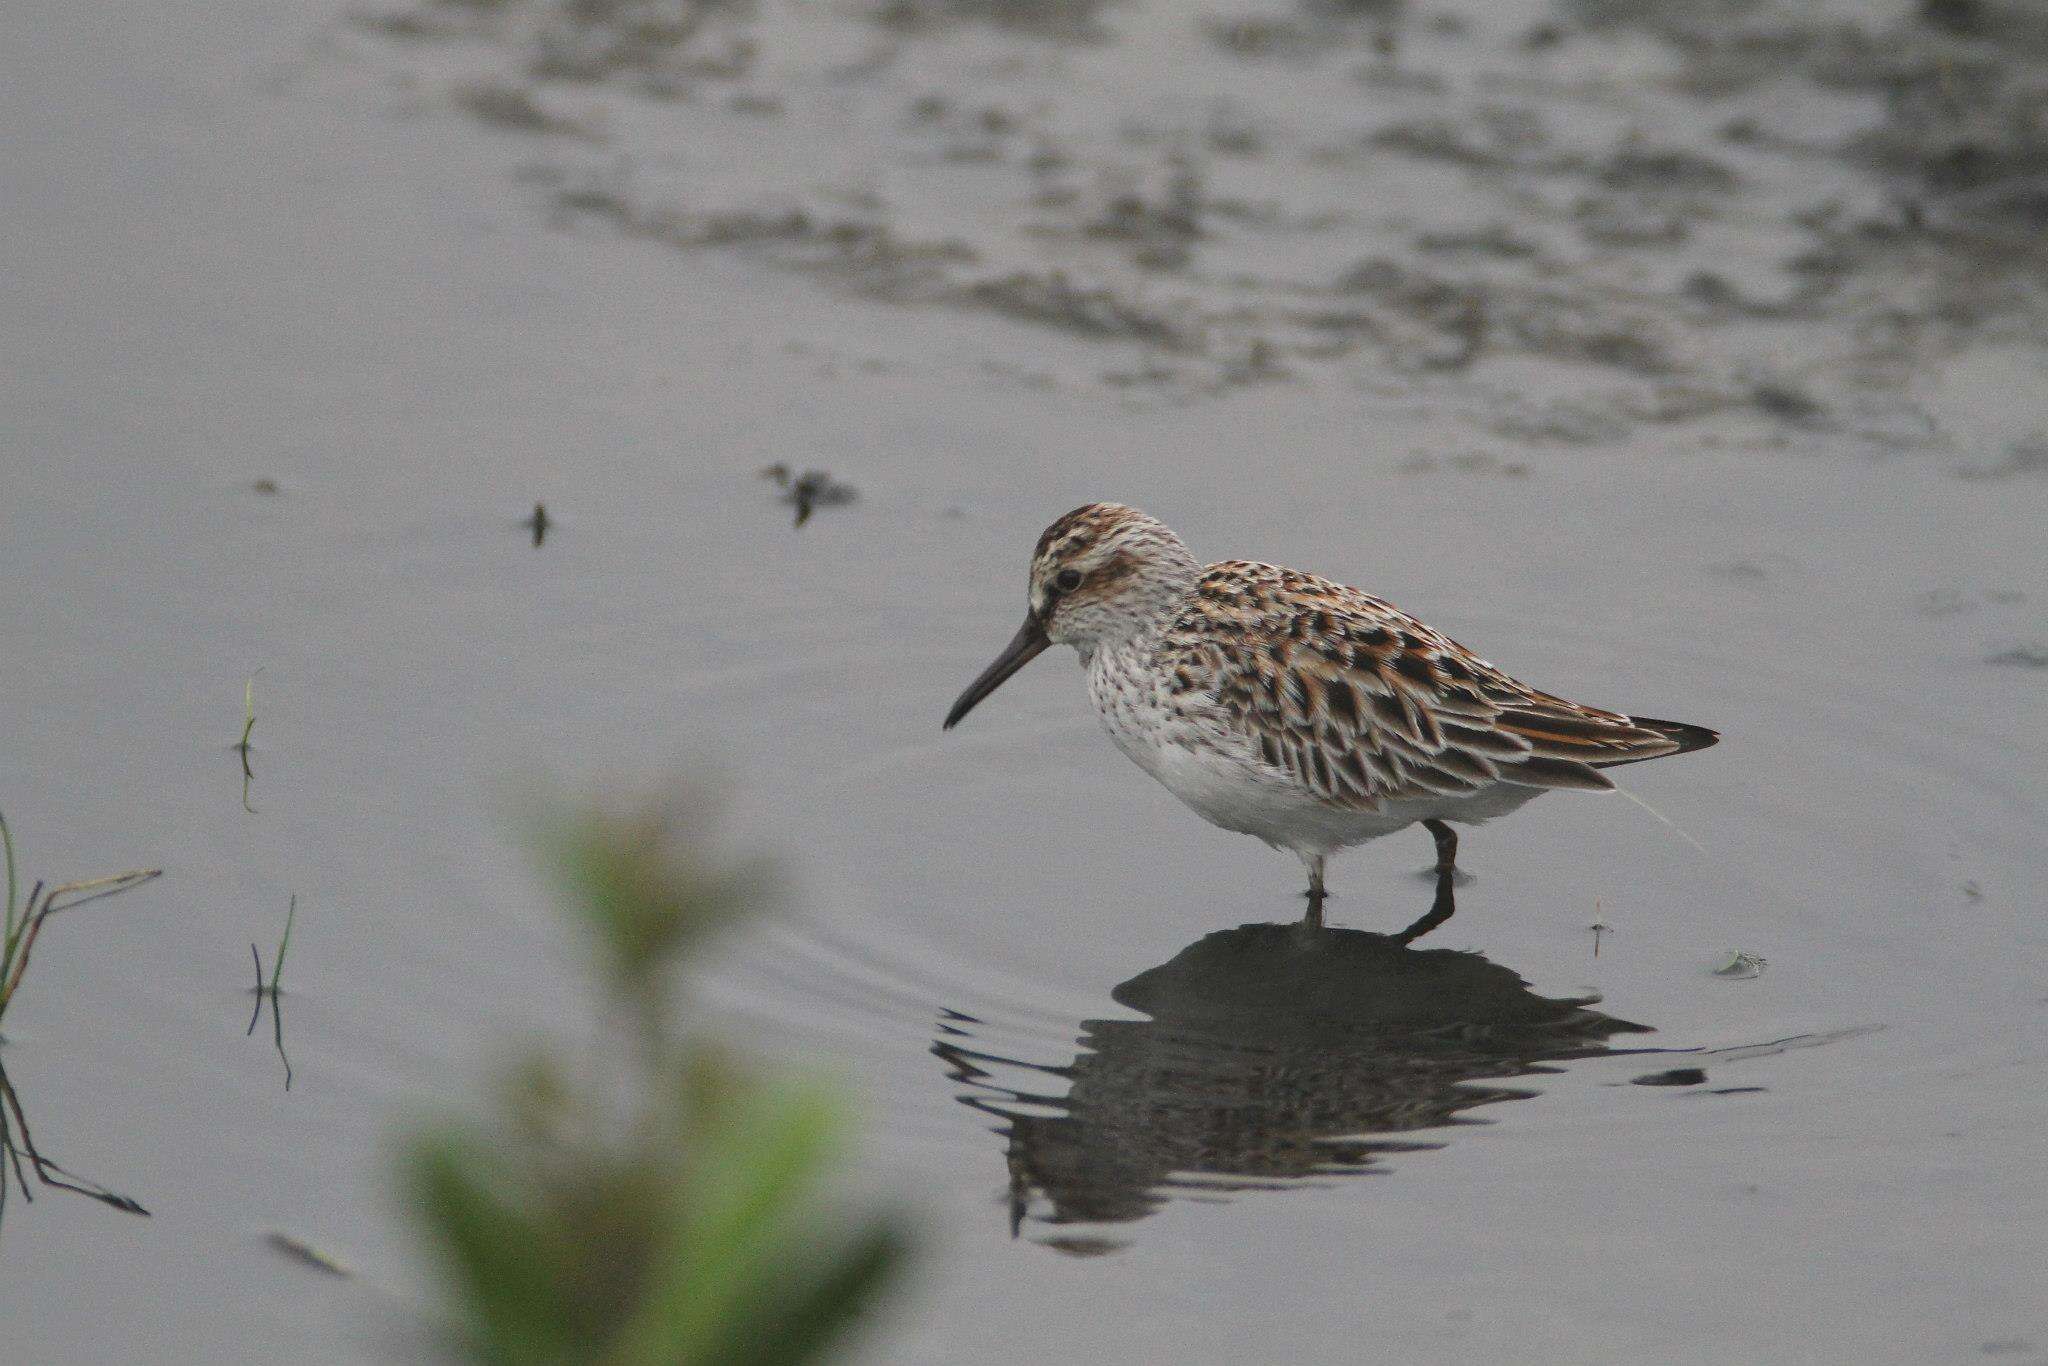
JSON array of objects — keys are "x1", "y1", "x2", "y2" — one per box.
[{"x1": 1075, "y1": 568, "x2": 1198, "y2": 667}]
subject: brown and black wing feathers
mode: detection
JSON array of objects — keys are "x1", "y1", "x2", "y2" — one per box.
[{"x1": 1166, "y1": 563, "x2": 1714, "y2": 807}]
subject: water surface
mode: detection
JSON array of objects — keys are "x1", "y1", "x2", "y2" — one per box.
[{"x1": 4, "y1": 0, "x2": 2047, "y2": 1360}]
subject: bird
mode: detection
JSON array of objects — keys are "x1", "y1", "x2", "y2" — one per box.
[{"x1": 942, "y1": 503, "x2": 1717, "y2": 942}]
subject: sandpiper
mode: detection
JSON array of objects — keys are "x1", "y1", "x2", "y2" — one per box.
[{"x1": 943, "y1": 503, "x2": 1717, "y2": 941}]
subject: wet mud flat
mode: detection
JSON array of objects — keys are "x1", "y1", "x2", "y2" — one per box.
[
  {"x1": 4, "y1": 0, "x2": 2048, "y2": 1362},
  {"x1": 357, "y1": 0, "x2": 2048, "y2": 454}
]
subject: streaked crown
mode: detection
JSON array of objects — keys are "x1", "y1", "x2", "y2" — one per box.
[{"x1": 1027, "y1": 503, "x2": 1201, "y2": 649}]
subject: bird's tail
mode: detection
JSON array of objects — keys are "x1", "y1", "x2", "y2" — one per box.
[
  {"x1": 1595, "y1": 714, "x2": 1720, "y2": 768},
  {"x1": 1605, "y1": 716, "x2": 1717, "y2": 856}
]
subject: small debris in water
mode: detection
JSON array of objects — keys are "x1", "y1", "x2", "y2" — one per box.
[
  {"x1": 251, "y1": 478, "x2": 280, "y2": 495},
  {"x1": 523, "y1": 501, "x2": 551, "y2": 548},
  {"x1": 1632, "y1": 1067, "x2": 1707, "y2": 1087},
  {"x1": 1985, "y1": 645, "x2": 2048, "y2": 668},
  {"x1": 1707, "y1": 553, "x2": 1798, "y2": 583},
  {"x1": 1713, "y1": 951, "x2": 1768, "y2": 980},
  {"x1": 265, "y1": 1232, "x2": 351, "y2": 1278},
  {"x1": 761, "y1": 465, "x2": 857, "y2": 527},
  {"x1": 1039, "y1": 1235, "x2": 1128, "y2": 1258}
]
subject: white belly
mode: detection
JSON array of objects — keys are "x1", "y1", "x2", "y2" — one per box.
[{"x1": 1083, "y1": 644, "x2": 1547, "y2": 859}]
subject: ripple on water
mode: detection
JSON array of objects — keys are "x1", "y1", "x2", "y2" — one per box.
[{"x1": 689, "y1": 613, "x2": 1994, "y2": 1227}]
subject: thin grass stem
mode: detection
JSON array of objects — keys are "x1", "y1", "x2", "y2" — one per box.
[
  {"x1": 269, "y1": 895, "x2": 296, "y2": 994},
  {"x1": 247, "y1": 945, "x2": 265, "y2": 1037},
  {"x1": 0, "y1": 870, "x2": 161, "y2": 1021},
  {"x1": 238, "y1": 675, "x2": 258, "y2": 754},
  {"x1": 1, "y1": 812, "x2": 17, "y2": 942},
  {"x1": 39, "y1": 870, "x2": 161, "y2": 916},
  {"x1": 247, "y1": 898, "x2": 296, "y2": 1088}
]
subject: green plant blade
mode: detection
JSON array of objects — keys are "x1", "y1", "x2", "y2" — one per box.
[
  {"x1": 406, "y1": 1132, "x2": 576, "y2": 1366},
  {"x1": 1, "y1": 812, "x2": 17, "y2": 939},
  {"x1": 269, "y1": 895, "x2": 296, "y2": 993},
  {"x1": 708, "y1": 1221, "x2": 910, "y2": 1366},
  {"x1": 610, "y1": 1081, "x2": 842, "y2": 1366}
]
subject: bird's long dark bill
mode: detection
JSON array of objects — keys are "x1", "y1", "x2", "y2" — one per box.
[{"x1": 943, "y1": 615, "x2": 1050, "y2": 729}]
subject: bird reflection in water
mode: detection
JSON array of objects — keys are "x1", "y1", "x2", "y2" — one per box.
[{"x1": 934, "y1": 888, "x2": 1652, "y2": 1252}]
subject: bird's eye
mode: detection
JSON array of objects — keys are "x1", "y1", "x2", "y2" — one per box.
[{"x1": 1054, "y1": 569, "x2": 1082, "y2": 592}]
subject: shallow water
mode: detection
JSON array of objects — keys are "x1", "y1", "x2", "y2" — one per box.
[{"x1": 5, "y1": 0, "x2": 2048, "y2": 1360}]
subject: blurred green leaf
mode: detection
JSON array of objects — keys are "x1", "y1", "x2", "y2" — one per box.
[
  {"x1": 708, "y1": 1221, "x2": 911, "y2": 1366},
  {"x1": 536, "y1": 796, "x2": 772, "y2": 1000},
  {"x1": 612, "y1": 1080, "x2": 841, "y2": 1364},
  {"x1": 402, "y1": 789, "x2": 906, "y2": 1366},
  {"x1": 407, "y1": 1131, "x2": 576, "y2": 1364}
]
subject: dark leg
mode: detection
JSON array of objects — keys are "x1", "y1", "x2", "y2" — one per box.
[
  {"x1": 1302, "y1": 855, "x2": 1327, "y2": 929},
  {"x1": 1423, "y1": 818, "x2": 1458, "y2": 874},
  {"x1": 1394, "y1": 862, "x2": 1456, "y2": 945}
]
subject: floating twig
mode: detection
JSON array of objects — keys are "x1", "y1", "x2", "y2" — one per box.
[
  {"x1": 265, "y1": 1230, "x2": 351, "y2": 1278},
  {"x1": 0, "y1": 815, "x2": 158, "y2": 1231},
  {"x1": 0, "y1": 1060, "x2": 150, "y2": 1228}
]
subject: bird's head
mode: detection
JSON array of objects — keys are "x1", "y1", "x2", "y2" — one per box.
[{"x1": 944, "y1": 503, "x2": 1199, "y2": 730}]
